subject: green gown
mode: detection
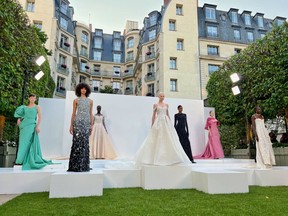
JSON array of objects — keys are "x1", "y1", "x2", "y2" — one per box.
[{"x1": 14, "y1": 105, "x2": 52, "y2": 170}]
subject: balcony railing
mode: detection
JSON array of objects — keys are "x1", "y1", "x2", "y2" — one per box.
[
  {"x1": 144, "y1": 72, "x2": 156, "y2": 82},
  {"x1": 91, "y1": 70, "x2": 134, "y2": 78},
  {"x1": 57, "y1": 64, "x2": 69, "y2": 76},
  {"x1": 80, "y1": 51, "x2": 89, "y2": 58},
  {"x1": 124, "y1": 87, "x2": 134, "y2": 95},
  {"x1": 145, "y1": 52, "x2": 156, "y2": 61}
]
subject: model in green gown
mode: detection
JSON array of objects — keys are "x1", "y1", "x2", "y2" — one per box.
[{"x1": 14, "y1": 94, "x2": 52, "y2": 170}]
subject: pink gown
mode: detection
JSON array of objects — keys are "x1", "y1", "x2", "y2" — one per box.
[
  {"x1": 89, "y1": 115, "x2": 117, "y2": 159},
  {"x1": 194, "y1": 117, "x2": 224, "y2": 159}
]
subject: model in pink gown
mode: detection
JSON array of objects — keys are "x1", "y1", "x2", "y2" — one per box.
[{"x1": 194, "y1": 111, "x2": 224, "y2": 159}]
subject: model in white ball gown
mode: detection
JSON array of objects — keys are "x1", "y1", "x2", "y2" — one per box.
[
  {"x1": 135, "y1": 93, "x2": 191, "y2": 166},
  {"x1": 90, "y1": 105, "x2": 117, "y2": 160},
  {"x1": 251, "y1": 107, "x2": 275, "y2": 169}
]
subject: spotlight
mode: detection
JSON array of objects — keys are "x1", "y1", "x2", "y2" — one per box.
[
  {"x1": 35, "y1": 71, "x2": 44, "y2": 80},
  {"x1": 232, "y1": 86, "x2": 241, "y2": 95},
  {"x1": 35, "y1": 56, "x2": 46, "y2": 66},
  {"x1": 230, "y1": 73, "x2": 240, "y2": 83}
]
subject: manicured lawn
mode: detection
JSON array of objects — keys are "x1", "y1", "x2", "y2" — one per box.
[{"x1": 0, "y1": 186, "x2": 287, "y2": 216}]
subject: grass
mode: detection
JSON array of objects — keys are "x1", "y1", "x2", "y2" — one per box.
[{"x1": 0, "y1": 186, "x2": 288, "y2": 216}]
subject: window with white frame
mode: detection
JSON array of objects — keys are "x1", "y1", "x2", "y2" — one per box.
[
  {"x1": 113, "y1": 32, "x2": 121, "y2": 38},
  {"x1": 170, "y1": 57, "x2": 177, "y2": 69},
  {"x1": 112, "y1": 82, "x2": 120, "y2": 89},
  {"x1": 60, "y1": 0, "x2": 68, "y2": 14},
  {"x1": 257, "y1": 16, "x2": 264, "y2": 28},
  {"x1": 113, "y1": 39, "x2": 121, "y2": 51},
  {"x1": 92, "y1": 80, "x2": 100, "y2": 92},
  {"x1": 207, "y1": 26, "x2": 218, "y2": 37},
  {"x1": 59, "y1": 54, "x2": 66, "y2": 65},
  {"x1": 260, "y1": 33, "x2": 266, "y2": 39},
  {"x1": 113, "y1": 66, "x2": 121, "y2": 76},
  {"x1": 81, "y1": 31, "x2": 89, "y2": 43},
  {"x1": 26, "y1": 0, "x2": 35, "y2": 12},
  {"x1": 80, "y1": 45, "x2": 88, "y2": 57},
  {"x1": 126, "y1": 65, "x2": 133, "y2": 73},
  {"x1": 205, "y1": 7, "x2": 216, "y2": 20},
  {"x1": 79, "y1": 76, "x2": 86, "y2": 83},
  {"x1": 169, "y1": 20, "x2": 176, "y2": 31},
  {"x1": 93, "y1": 51, "x2": 102, "y2": 61},
  {"x1": 33, "y1": 21, "x2": 42, "y2": 30},
  {"x1": 147, "y1": 64, "x2": 155, "y2": 73},
  {"x1": 247, "y1": 31, "x2": 254, "y2": 42},
  {"x1": 126, "y1": 80, "x2": 133, "y2": 89},
  {"x1": 177, "y1": 39, "x2": 184, "y2": 50},
  {"x1": 176, "y1": 4, "x2": 183, "y2": 15},
  {"x1": 244, "y1": 14, "x2": 251, "y2": 26},
  {"x1": 149, "y1": 29, "x2": 156, "y2": 40},
  {"x1": 57, "y1": 76, "x2": 65, "y2": 90},
  {"x1": 127, "y1": 37, "x2": 134, "y2": 48},
  {"x1": 207, "y1": 45, "x2": 219, "y2": 55},
  {"x1": 113, "y1": 53, "x2": 121, "y2": 63},
  {"x1": 231, "y1": 11, "x2": 238, "y2": 24},
  {"x1": 170, "y1": 79, "x2": 177, "y2": 92},
  {"x1": 150, "y1": 14, "x2": 157, "y2": 26},
  {"x1": 234, "y1": 29, "x2": 241, "y2": 40},
  {"x1": 208, "y1": 64, "x2": 219, "y2": 75},
  {"x1": 80, "y1": 60, "x2": 87, "y2": 71},
  {"x1": 148, "y1": 84, "x2": 155, "y2": 95},
  {"x1": 93, "y1": 64, "x2": 101, "y2": 72},
  {"x1": 60, "y1": 17, "x2": 68, "y2": 30},
  {"x1": 95, "y1": 29, "x2": 103, "y2": 36},
  {"x1": 127, "y1": 51, "x2": 133, "y2": 61},
  {"x1": 94, "y1": 37, "x2": 102, "y2": 49},
  {"x1": 60, "y1": 34, "x2": 68, "y2": 48}
]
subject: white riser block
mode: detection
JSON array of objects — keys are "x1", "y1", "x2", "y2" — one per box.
[
  {"x1": 227, "y1": 168, "x2": 256, "y2": 186},
  {"x1": 141, "y1": 165, "x2": 193, "y2": 190},
  {"x1": 192, "y1": 170, "x2": 249, "y2": 194},
  {"x1": 254, "y1": 168, "x2": 288, "y2": 186},
  {"x1": 0, "y1": 171, "x2": 52, "y2": 194},
  {"x1": 103, "y1": 169, "x2": 141, "y2": 188},
  {"x1": 49, "y1": 171, "x2": 103, "y2": 198}
]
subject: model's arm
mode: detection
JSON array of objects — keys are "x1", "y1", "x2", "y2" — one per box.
[
  {"x1": 166, "y1": 104, "x2": 170, "y2": 120},
  {"x1": 69, "y1": 99, "x2": 77, "y2": 135},
  {"x1": 205, "y1": 118, "x2": 210, "y2": 131},
  {"x1": 174, "y1": 114, "x2": 177, "y2": 128},
  {"x1": 36, "y1": 106, "x2": 42, "y2": 133},
  {"x1": 102, "y1": 116, "x2": 108, "y2": 132},
  {"x1": 251, "y1": 115, "x2": 258, "y2": 141},
  {"x1": 185, "y1": 114, "x2": 189, "y2": 136},
  {"x1": 151, "y1": 104, "x2": 157, "y2": 126},
  {"x1": 90, "y1": 100, "x2": 93, "y2": 134}
]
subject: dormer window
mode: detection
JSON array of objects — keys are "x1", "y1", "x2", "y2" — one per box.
[
  {"x1": 257, "y1": 16, "x2": 264, "y2": 28},
  {"x1": 205, "y1": 7, "x2": 216, "y2": 20},
  {"x1": 113, "y1": 31, "x2": 121, "y2": 38},
  {"x1": 274, "y1": 17, "x2": 286, "y2": 26},
  {"x1": 231, "y1": 11, "x2": 238, "y2": 24},
  {"x1": 244, "y1": 14, "x2": 251, "y2": 26},
  {"x1": 95, "y1": 29, "x2": 103, "y2": 37},
  {"x1": 150, "y1": 14, "x2": 157, "y2": 26}
]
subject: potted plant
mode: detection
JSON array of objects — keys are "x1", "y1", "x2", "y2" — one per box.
[
  {"x1": 64, "y1": 42, "x2": 70, "y2": 47},
  {"x1": 147, "y1": 72, "x2": 152, "y2": 76},
  {"x1": 146, "y1": 51, "x2": 151, "y2": 55},
  {"x1": 85, "y1": 65, "x2": 90, "y2": 69},
  {"x1": 114, "y1": 71, "x2": 120, "y2": 74},
  {"x1": 59, "y1": 86, "x2": 66, "y2": 91},
  {"x1": 61, "y1": 64, "x2": 67, "y2": 68},
  {"x1": 124, "y1": 69, "x2": 129, "y2": 73}
]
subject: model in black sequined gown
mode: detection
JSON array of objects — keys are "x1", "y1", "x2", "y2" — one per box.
[
  {"x1": 174, "y1": 106, "x2": 195, "y2": 163},
  {"x1": 68, "y1": 97, "x2": 92, "y2": 172}
]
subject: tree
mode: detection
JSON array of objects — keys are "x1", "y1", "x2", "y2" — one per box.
[
  {"x1": 100, "y1": 85, "x2": 115, "y2": 94},
  {"x1": 0, "y1": 0, "x2": 55, "y2": 117},
  {"x1": 207, "y1": 23, "x2": 288, "y2": 145}
]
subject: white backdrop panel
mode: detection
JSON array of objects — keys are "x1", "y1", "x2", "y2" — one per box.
[{"x1": 39, "y1": 92, "x2": 207, "y2": 159}]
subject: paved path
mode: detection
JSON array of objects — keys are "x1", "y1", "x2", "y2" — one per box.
[{"x1": 0, "y1": 194, "x2": 20, "y2": 205}]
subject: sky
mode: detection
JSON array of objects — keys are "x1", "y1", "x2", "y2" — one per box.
[{"x1": 69, "y1": 0, "x2": 287, "y2": 34}]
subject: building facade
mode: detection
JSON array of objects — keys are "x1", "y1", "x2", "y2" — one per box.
[{"x1": 19, "y1": 0, "x2": 287, "y2": 99}]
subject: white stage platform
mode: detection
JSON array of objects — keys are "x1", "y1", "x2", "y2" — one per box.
[{"x1": 0, "y1": 159, "x2": 288, "y2": 197}]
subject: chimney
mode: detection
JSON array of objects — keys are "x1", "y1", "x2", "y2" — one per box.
[{"x1": 164, "y1": 0, "x2": 170, "y2": 6}]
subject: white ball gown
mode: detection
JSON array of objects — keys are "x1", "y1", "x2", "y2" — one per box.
[
  {"x1": 255, "y1": 118, "x2": 276, "y2": 169},
  {"x1": 135, "y1": 105, "x2": 191, "y2": 166}
]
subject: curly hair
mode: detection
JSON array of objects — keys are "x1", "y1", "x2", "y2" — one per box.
[{"x1": 75, "y1": 83, "x2": 91, "y2": 97}]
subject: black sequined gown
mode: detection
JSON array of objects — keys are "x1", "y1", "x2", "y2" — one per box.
[{"x1": 68, "y1": 97, "x2": 91, "y2": 172}]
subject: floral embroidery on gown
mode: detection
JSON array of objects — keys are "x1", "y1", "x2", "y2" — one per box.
[
  {"x1": 68, "y1": 98, "x2": 91, "y2": 172},
  {"x1": 90, "y1": 115, "x2": 117, "y2": 159},
  {"x1": 255, "y1": 118, "x2": 276, "y2": 169},
  {"x1": 194, "y1": 117, "x2": 224, "y2": 159},
  {"x1": 135, "y1": 105, "x2": 191, "y2": 166}
]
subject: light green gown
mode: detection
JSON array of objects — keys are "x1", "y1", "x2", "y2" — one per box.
[{"x1": 14, "y1": 105, "x2": 52, "y2": 170}]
